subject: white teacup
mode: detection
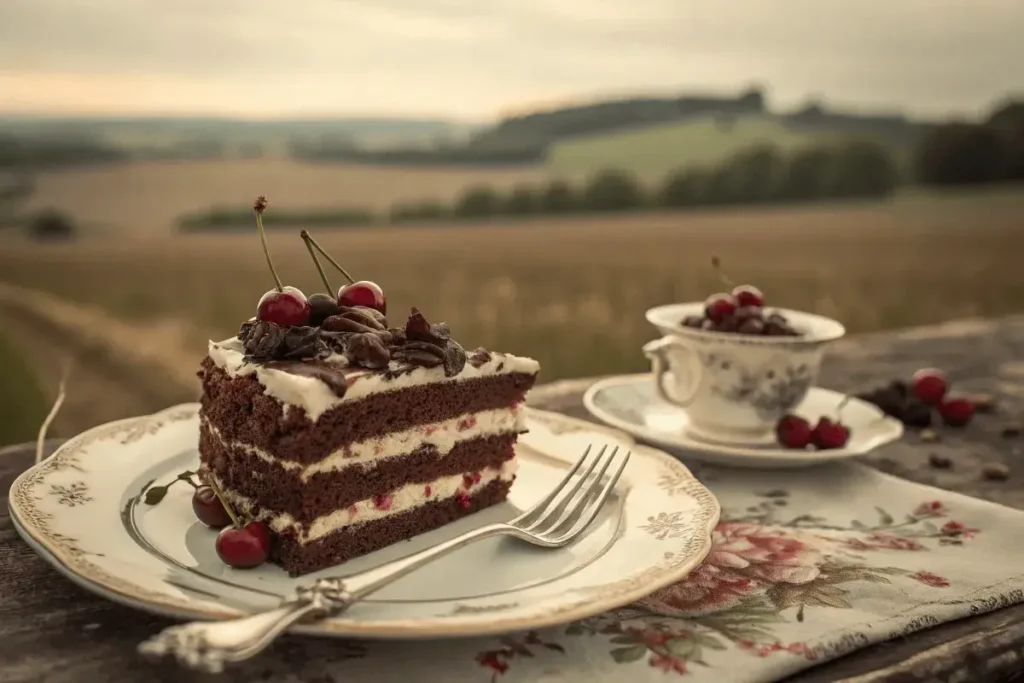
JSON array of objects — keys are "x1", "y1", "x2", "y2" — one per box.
[{"x1": 643, "y1": 303, "x2": 845, "y2": 445}]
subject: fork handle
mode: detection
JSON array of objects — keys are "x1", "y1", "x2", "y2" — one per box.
[
  {"x1": 139, "y1": 523, "x2": 509, "y2": 671},
  {"x1": 342, "y1": 522, "x2": 507, "y2": 597}
]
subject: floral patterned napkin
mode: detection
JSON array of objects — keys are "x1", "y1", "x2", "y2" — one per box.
[{"x1": 271, "y1": 462, "x2": 1024, "y2": 682}]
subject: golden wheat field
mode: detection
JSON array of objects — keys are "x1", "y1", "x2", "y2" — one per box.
[
  {"x1": 20, "y1": 159, "x2": 560, "y2": 235},
  {"x1": 3, "y1": 188, "x2": 1024, "y2": 388}
]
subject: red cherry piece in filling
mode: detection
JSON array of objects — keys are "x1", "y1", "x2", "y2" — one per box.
[
  {"x1": 703, "y1": 293, "x2": 737, "y2": 323},
  {"x1": 337, "y1": 280, "x2": 387, "y2": 315},
  {"x1": 456, "y1": 492, "x2": 472, "y2": 509},
  {"x1": 215, "y1": 521, "x2": 271, "y2": 569},
  {"x1": 938, "y1": 396, "x2": 974, "y2": 427},
  {"x1": 257, "y1": 285, "x2": 311, "y2": 326},
  {"x1": 811, "y1": 417, "x2": 850, "y2": 450},
  {"x1": 373, "y1": 494, "x2": 393, "y2": 510},
  {"x1": 732, "y1": 285, "x2": 764, "y2": 308},
  {"x1": 911, "y1": 368, "x2": 948, "y2": 406},
  {"x1": 192, "y1": 485, "x2": 232, "y2": 529},
  {"x1": 775, "y1": 415, "x2": 813, "y2": 449}
]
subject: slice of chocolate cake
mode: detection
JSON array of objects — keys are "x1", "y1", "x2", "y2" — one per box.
[{"x1": 198, "y1": 306, "x2": 539, "y2": 576}]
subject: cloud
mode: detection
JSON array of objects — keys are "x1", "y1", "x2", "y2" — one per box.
[{"x1": 0, "y1": 0, "x2": 1020, "y2": 118}]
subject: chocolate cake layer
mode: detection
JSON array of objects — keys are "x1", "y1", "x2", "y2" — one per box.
[
  {"x1": 200, "y1": 423, "x2": 516, "y2": 522},
  {"x1": 199, "y1": 357, "x2": 536, "y2": 464},
  {"x1": 271, "y1": 478, "x2": 513, "y2": 576}
]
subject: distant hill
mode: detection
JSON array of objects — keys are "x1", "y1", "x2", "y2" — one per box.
[
  {"x1": 546, "y1": 111, "x2": 925, "y2": 177},
  {"x1": 0, "y1": 115, "x2": 480, "y2": 167},
  {"x1": 304, "y1": 87, "x2": 932, "y2": 168}
]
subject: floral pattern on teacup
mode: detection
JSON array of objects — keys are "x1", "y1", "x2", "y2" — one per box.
[{"x1": 699, "y1": 351, "x2": 815, "y2": 419}]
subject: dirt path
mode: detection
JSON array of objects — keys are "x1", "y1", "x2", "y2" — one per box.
[{"x1": 0, "y1": 284, "x2": 201, "y2": 438}]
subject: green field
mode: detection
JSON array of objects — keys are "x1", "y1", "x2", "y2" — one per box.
[
  {"x1": 546, "y1": 115, "x2": 909, "y2": 178},
  {"x1": 0, "y1": 330, "x2": 48, "y2": 447}
]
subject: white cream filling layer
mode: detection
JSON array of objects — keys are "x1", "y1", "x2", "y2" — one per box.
[
  {"x1": 212, "y1": 459, "x2": 517, "y2": 545},
  {"x1": 207, "y1": 337, "x2": 540, "y2": 421},
  {"x1": 203, "y1": 405, "x2": 527, "y2": 481}
]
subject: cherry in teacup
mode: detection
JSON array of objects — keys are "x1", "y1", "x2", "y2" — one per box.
[
  {"x1": 681, "y1": 257, "x2": 802, "y2": 337},
  {"x1": 253, "y1": 196, "x2": 311, "y2": 327},
  {"x1": 732, "y1": 285, "x2": 764, "y2": 308},
  {"x1": 703, "y1": 293, "x2": 737, "y2": 323}
]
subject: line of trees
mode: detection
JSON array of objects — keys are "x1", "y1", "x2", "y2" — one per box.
[
  {"x1": 391, "y1": 139, "x2": 899, "y2": 223},
  {"x1": 915, "y1": 101, "x2": 1024, "y2": 186}
]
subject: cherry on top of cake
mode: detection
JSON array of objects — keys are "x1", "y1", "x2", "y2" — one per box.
[{"x1": 239, "y1": 195, "x2": 484, "y2": 379}]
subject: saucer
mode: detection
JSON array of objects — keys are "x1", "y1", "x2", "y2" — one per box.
[{"x1": 583, "y1": 373, "x2": 904, "y2": 469}]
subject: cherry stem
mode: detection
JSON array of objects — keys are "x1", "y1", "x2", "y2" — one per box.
[
  {"x1": 254, "y1": 198, "x2": 283, "y2": 292},
  {"x1": 710, "y1": 255, "x2": 735, "y2": 288},
  {"x1": 835, "y1": 395, "x2": 852, "y2": 421},
  {"x1": 302, "y1": 231, "x2": 356, "y2": 285},
  {"x1": 207, "y1": 477, "x2": 242, "y2": 528},
  {"x1": 299, "y1": 230, "x2": 333, "y2": 292}
]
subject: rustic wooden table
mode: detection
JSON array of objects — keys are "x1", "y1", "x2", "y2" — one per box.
[{"x1": 2, "y1": 316, "x2": 1024, "y2": 683}]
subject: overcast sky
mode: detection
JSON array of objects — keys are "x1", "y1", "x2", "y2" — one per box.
[{"x1": 0, "y1": 0, "x2": 1021, "y2": 121}]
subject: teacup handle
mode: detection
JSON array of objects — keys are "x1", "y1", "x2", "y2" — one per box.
[{"x1": 643, "y1": 336, "x2": 703, "y2": 408}]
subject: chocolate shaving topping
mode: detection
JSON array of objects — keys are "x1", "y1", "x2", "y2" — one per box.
[
  {"x1": 239, "y1": 320, "x2": 326, "y2": 361},
  {"x1": 468, "y1": 347, "x2": 492, "y2": 367},
  {"x1": 393, "y1": 340, "x2": 445, "y2": 367},
  {"x1": 344, "y1": 332, "x2": 391, "y2": 369},
  {"x1": 352, "y1": 306, "x2": 388, "y2": 328},
  {"x1": 322, "y1": 315, "x2": 376, "y2": 334},
  {"x1": 406, "y1": 307, "x2": 451, "y2": 346},
  {"x1": 391, "y1": 308, "x2": 467, "y2": 376},
  {"x1": 387, "y1": 327, "x2": 407, "y2": 346},
  {"x1": 443, "y1": 339, "x2": 467, "y2": 377},
  {"x1": 320, "y1": 330, "x2": 350, "y2": 354},
  {"x1": 281, "y1": 326, "x2": 327, "y2": 359},
  {"x1": 235, "y1": 305, "x2": 466, "y2": 376}
]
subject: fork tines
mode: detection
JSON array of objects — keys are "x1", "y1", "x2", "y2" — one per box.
[{"x1": 512, "y1": 443, "x2": 630, "y2": 545}]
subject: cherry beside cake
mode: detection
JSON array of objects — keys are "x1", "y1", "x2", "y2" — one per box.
[{"x1": 195, "y1": 197, "x2": 540, "y2": 576}]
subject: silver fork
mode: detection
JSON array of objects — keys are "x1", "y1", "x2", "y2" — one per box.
[{"x1": 138, "y1": 443, "x2": 631, "y2": 673}]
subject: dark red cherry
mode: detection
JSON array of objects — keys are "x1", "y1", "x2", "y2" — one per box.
[
  {"x1": 307, "y1": 292, "x2": 340, "y2": 326},
  {"x1": 776, "y1": 415, "x2": 813, "y2": 449},
  {"x1": 215, "y1": 521, "x2": 271, "y2": 569},
  {"x1": 911, "y1": 368, "x2": 948, "y2": 406},
  {"x1": 811, "y1": 417, "x2": 850, "y2": 450},
  {"x1": 337, "y1": 280, "x2": 386, "y2": 314},
  {"x1": 732, "y1": 285, "x2": 764, "y2": 308},
  {"x1": 257, "y1": 285, "x2": 310, "y2": 326},
  {"x1": 703, "y1": 293, "x2": 737, "y2": 323},
  {"x1": 192, "y1": 486, "x2": 231, "y2": 529},
  {"x1": 938, "y1": 395, "x2": 974, "y2": 427}
]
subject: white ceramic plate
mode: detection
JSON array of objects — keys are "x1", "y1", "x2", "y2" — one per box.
[
  {"x1": 8, "y1": 404, "x2": 719, "y2": 639},
  {"x1": 584, "y1": 374, "x2": 904, "y2": 469}
]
